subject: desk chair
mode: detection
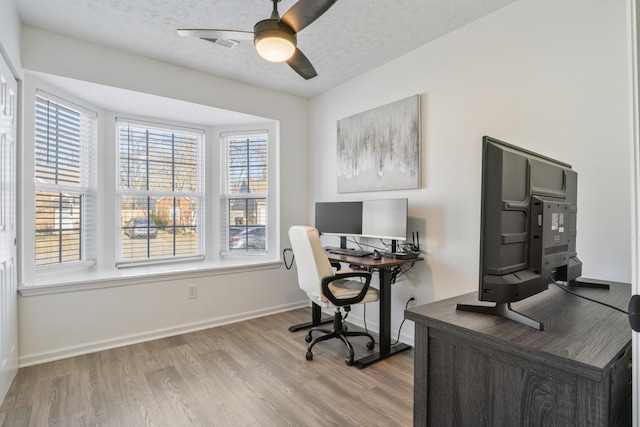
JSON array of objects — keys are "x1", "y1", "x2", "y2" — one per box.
[{"x1": 288, "y1": 226, "x2": 379, "y2": 366}]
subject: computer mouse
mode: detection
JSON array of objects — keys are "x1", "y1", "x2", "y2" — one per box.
[{"x1": 372, "y1": 250, "x2": 381, "y2": 260}]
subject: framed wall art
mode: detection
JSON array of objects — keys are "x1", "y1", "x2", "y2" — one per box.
[{"x1": 337, "y1": 94, "x2": 420, "y2": 193}]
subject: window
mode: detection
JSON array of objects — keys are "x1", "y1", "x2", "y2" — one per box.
[
  {"x1": 23, "y1": 80, "x2": 280, "y2": 290},
  {"x1": 34, "y1": 94, "x2": 96, "y2": 267},
  {"x1": 221, "y1": 131, "x2": 268, "y2": 253},
  {"x1": 117, "y1": 119, "x2": 204, "y2": 265}
]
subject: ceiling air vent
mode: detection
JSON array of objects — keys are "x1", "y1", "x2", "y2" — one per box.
[{"x1": 203, "y1": 38, "x2": 239, "y2": 49}]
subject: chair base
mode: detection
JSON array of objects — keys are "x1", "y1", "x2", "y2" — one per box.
[{"x1": 305, "y1": 308, "x2": 375, "y2": 366}]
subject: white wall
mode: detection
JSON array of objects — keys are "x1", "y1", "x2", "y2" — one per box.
[
  {"x1": 310, "y1": 0, "x2": 632, "y2": 342},
  {"x1": 17, "y1": 27, "x2": 311, "y2": 365},
  {"x1": 0, "y1": 0, "x2": 21, "y2": 74}
]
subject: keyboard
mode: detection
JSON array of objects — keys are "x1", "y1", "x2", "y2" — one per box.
[{"x1": 327, "y1": 248, "x2": 372, "y2": 257}]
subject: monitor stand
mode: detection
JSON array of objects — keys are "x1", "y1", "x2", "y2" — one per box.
[
  {"x1": 456, "y1": 302, "x2": 543, "y2": 331},
  {"x1": 340, "y1": 236, "x2": 347, "y2": 249},
  {"x1": 563, "y1": 277, "x2": 610, "y2": 289}
]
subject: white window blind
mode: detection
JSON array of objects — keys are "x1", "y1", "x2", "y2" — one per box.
[
  {"x1": 117, "y1": 119, "x2": 204, "y2": 265},
  {"x1": 34, "y1": 93, "x2": 97, "y2": 267},
  {"x1": 221, "y1": 131, "x2": 268, "y2": 253}
]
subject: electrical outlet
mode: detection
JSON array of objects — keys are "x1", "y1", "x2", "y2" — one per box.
[{"x1": 188, "y1": 285, "x2": 197, "y2": 299}]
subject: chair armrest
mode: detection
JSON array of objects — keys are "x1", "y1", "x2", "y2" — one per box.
[{"x1": 321, "y1": 271, "x2": 372, "y2": 306}]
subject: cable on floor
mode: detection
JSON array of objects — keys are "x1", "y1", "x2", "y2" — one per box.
[{"x1": 392, "y1": 297, "x2": 415, "y2": 345}]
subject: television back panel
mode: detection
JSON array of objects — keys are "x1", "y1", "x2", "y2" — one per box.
[{"x1": 479, "y1": 137, "x2": 577, "y2": 303}]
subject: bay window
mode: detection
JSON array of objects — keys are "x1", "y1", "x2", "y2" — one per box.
[{"x1": 23, "y1": 82, "x2": 277, "y2": 289}]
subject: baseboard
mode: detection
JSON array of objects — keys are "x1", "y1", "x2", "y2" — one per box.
[{"x1": 19, "y1": 300, "x2": 309, "y2": 367}]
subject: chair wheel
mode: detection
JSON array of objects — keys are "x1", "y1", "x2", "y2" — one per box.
[
  {"x1": 306, "y1": 351, "x2": 313, "y2": 361},
  {"x1": 305, "y1": 334, "x2": 312, "y2": 343},
  {"x1": 345, "y1": 357, "x2": 354, "y2": 366},
  {"x1": 366, "y1": 340, "x2": 375, "y2": 350}
]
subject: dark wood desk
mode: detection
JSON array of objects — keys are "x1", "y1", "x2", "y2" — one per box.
[
  {"x1": 405, "y1": 282, "x2": 632, "y2": 426},
  {"x1": 326, "y1": 253, "x2": 423, "y2": 369}
]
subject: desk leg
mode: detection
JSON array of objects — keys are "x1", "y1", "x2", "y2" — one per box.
[
  {"x1": 288, "y1": 302, "x2": 332, "y2": 332},
  {"x1": 354, "y1": 267, "x2": 411, "y2": 368}
]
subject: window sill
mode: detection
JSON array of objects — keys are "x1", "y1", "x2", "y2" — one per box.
[{"x1": 19, "y1": 257, "x2": 282, "y2": 297}]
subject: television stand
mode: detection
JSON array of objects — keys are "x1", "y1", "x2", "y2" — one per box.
[
  {"x1": 456, "y1": 302, "x2": 543, "y2": 330},
  {"x1": 407, "y1": 283, "x2": 632, "y2": 426}
]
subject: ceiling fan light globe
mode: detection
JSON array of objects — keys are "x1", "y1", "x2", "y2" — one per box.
[
  {"x1": 253, "y1": 19, "x2": 297, "y2": 63},
  {"x1": 256, "y1": 35, "x2": 296, "y2": 62}
]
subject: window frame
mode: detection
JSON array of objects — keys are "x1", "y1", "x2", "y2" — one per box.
[
  {"x1": 115, "y1": 118, "x2": 205, "y2": 267},
  {"x1": 32, "y1": 90, "x2": 97, "y2": 270},
  {"x1": 220, "y1": 130, "x2": 270, "y2": 256}
]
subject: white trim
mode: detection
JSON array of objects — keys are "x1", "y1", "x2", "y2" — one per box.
[
  {"x1": 34, "y1": 259, "x2": 96, "y2": 275},
  {"x1": 628, "y1": 1, "x2": 640, "y2": 425},
  {"x1": 220, "y1": 129, "x2": 268, "y2": 138},
  {"x1": 36, "y1": 88, "x2": 98, "y2": 118},
  {"x1": 116, "y1": 116, "x2": 205, "y2": 135},
  {"x1": 116, "y1": 254, "x2": 205, "y2": 269},
  {"x1": 18, "y1": 300, "x2": 309, "y2": 367}
]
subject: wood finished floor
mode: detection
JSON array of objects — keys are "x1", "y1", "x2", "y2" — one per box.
[{"x1": 0, "y1": 308, "x2": 414, "y2": 426}]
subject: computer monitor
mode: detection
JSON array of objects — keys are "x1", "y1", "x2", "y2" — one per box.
[
  {"x1": 361, "y1": 198, "x2": 408, "y2": 241},
  {"x1": 315, "y1": 201, "x2": 363, "y2": 247},
  {"x1": 315, "y1": 198, "x2": 408, "y2": 250},
  {"x1": 456, "y1": 136, "x2": 606, "y2": 330}
]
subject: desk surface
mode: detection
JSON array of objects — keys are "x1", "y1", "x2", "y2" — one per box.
[{"x1": 405, "y1": 282, "x2": 631, "y2": 378}]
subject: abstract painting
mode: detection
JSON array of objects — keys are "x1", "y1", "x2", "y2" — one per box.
[{"x1": 337, "y1": 95, "x2": 420, "y2": 193}]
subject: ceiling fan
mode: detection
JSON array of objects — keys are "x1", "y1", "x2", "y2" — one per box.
[{"x1": 177, "y1": 0, "x2": 338, "y2": 80}]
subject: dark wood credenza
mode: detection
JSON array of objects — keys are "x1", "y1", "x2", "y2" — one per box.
[{"x1": 405, "y1": 282, "x2": 632, "y2": 426}]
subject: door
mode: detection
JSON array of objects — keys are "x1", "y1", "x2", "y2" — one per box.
[{"x1": 0, "y1": 52, "x2": 18, "y2": 402}]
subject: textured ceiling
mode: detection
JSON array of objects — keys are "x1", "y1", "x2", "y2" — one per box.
[{"x1": 15, "y1": 0, "x2": 518, "y2": 98}]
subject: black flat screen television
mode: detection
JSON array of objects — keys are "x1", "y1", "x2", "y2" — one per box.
[{"x1": 456, "y1": 136, "x2": 607, "y2": 330}]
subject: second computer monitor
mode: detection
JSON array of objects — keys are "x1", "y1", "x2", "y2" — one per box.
[{"x1": 361, "y1": 198, "x2": 408, "y2": 241}]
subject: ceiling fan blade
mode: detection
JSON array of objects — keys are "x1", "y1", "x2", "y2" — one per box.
[
  {"x1": 177, "y1": 29, "x2": 254, "y2": 41},
  {"x1": 286, "y1": 48, "x2": 317, "y2": 80},
  {"x1": 280, "y1": 0, "x2": 338, "y2": 33}
]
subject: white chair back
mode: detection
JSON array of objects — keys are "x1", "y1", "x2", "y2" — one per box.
[{"x1": 288, "y1": 226, "x2": 335, "y2": 302}]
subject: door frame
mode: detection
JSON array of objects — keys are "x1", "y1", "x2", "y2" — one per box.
[
  {"x1": 627, "y1": 1, "x2": 640, "y2": 425},
  {"x1": 0, "y1": 48, "x2": 19, "y2": 403}
]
